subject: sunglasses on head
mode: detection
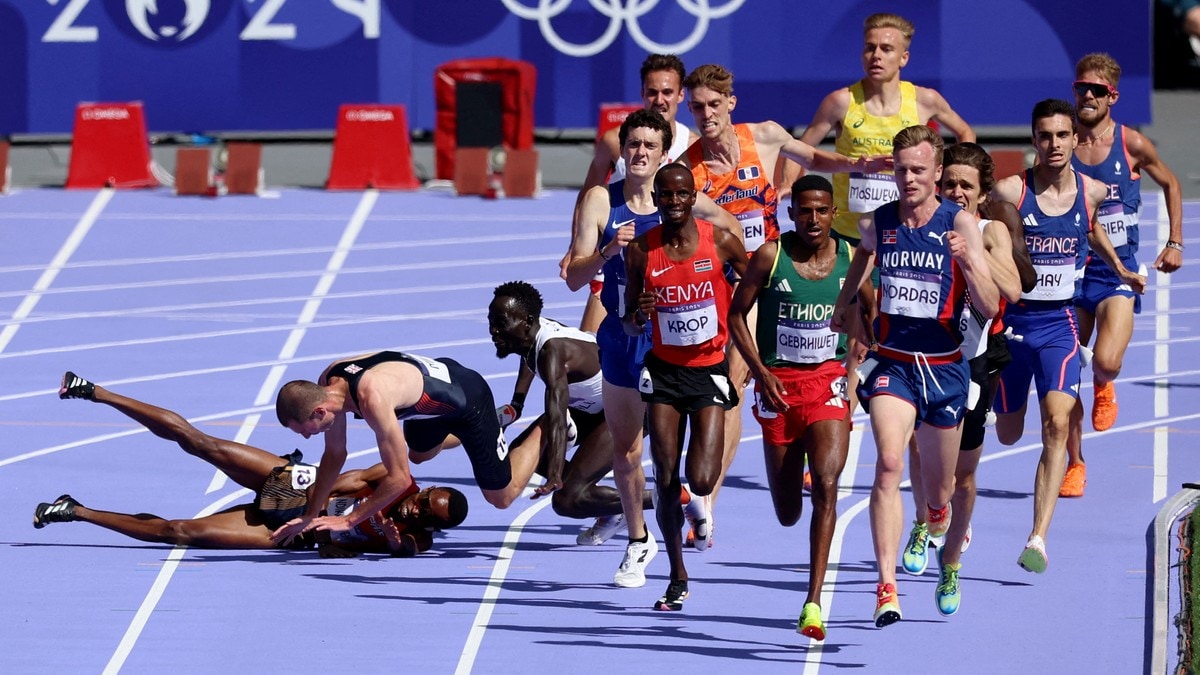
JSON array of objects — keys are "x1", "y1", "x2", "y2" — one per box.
[{"x1": 1073, "y1": 80, "x2": 1116, "y2": 98}]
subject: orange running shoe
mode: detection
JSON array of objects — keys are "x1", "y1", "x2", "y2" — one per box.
[
  {"x1": 803, "y1": 471, "x2": 813, "y2": 492},
  {"x1": 1059, "y1": 463, "x2": 1087, "y2": 498},
  {"x1": 1092, "y1": 381, "x2": 1118, "y2": 431},
  {"x1": 873, "y1": 583, "x2": 902, "y2": 627}
]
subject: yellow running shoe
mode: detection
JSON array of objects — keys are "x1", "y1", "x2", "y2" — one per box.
[
  {"x1": 797, "y1": 602, "x2": 826, "y2": 640},
  {"x1": 1092, "y1": 381, "x2": 1118, "y2": 431},
  {"x1": 1059, "y1": 463, "x2": 1087, "y2": 498}
]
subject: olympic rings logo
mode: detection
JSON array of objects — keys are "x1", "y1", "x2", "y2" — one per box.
[{"x1": 501, "y1": 0, "x2": 746, "y2": 57}]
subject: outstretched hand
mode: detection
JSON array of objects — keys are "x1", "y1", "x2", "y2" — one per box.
[
  {"x1": 532, "y1": 476, "x2": 563, "y2": 499},
  {"x1": 270, "y1": 515, "x2": 314, "y2": 547}
]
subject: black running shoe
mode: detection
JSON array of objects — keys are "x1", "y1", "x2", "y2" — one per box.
[
  {"x1": 59, "y1": 371, "x2": 95, "y2": 400},
  {"x1": 653, "y1": 579, "x2": 689, "y2": 611},
  {"x1": 34, "y1": 494, "x2": 80, "y2": 528}
]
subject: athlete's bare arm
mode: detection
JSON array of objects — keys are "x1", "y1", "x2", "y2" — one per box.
[
  {"x1": 948, "y1": 210, "x2": 999, "y2": 318},
  {"x1": 565, "y1": 185, "x2": 616, "y2": 291},
  {"x1": 693, "y1": 192, "x2": 745, "y2": 243},
  {"x1": 980, "y1": 218, "x2": 1023, "y2": 303},
  {"x1": 915, "y1": 86, "x2": 975, "y2": 142},
  {"x1": 798, "y1": 88, "x2": 851, "y2": 146},
  {"x1": 981, "y1": 199, "x2": 1037, "y2": 293},
  {"x1": 714, "y1": 224, "x2": 749, "y2": 276},
  {"x1": 831, "y1": 213, "x2": 877, "y2": 334},
  {"x1": 989, "y1": 175, "x2": 1025, "y2": 208},
  {"x1": 533, "y1": 339, "x2": 573, "y2": 497},
  {"x1": 622, "y1": 237, "x2": 651, "y2": 337},
  {"x1": 1081, "y1": 174, "x2": 1146, "y2": 294},
  {"x1": 728, "y1": 240, "x2": 787, "y2": 410},
  {"x1": 1125, "y1": 126, "x2": 1185, "y2": 272}
]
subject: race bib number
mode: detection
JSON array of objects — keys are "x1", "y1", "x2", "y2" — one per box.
[
  {"x1": 830, "y1": 375, "x2": 849, "y2": 402},
  {"x1": 1097, "y1": 203, "x2": 1133, "y2": 248},
  {"x1": 569, "y1": 396, "x2": 604, "y2": 415},
  {"x1": 327, "y1": 497, "x2": 358, "y2": 517},
  {"x1": 290, "y1": 463, "x2": 318, "y2": 490},
  {"x1": 407, "y1": 353, "x2": 452, "y2": 384},
  {"x1": 737, "y1": 210, "x2": 766, "y2": 253},
  {"x1": 879, "y1": 270, "x2": 941, "y2": 318},
  {"x1": 657, "y1": 300, "x2": 718, "y2": 346},
  {"x1": 1023, "y1": 259, "x2": 1077, "y2": 301},
  {"x1": 776, "y1": 322, "x2": 839, "y2": 363},
  {"x1": 753, "y1": 389, "x2": 777, "y2": 419},
  {"x1": 848, "y1": 172, "x2": 898, "y2": 213}
]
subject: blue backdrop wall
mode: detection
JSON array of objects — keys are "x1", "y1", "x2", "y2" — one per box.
[{"x1": 0, "y1": 0, "x2": 1152, "y2": 135}]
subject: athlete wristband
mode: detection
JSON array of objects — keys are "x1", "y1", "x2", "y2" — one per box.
[
  {"x1": 599, "y1": 247, "x2": 613, "y2": 262},
  {"x1": 1166, "y1": 240, "x2": 1184, "y2": 251}
]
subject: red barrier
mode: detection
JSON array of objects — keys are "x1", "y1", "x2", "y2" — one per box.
[
  {"x1": 174, "y1": 147, "x2": 214, "y2": 196},
  {"x1": 225, "y1": 142, "x2": 263, "y2": 195},
  {"x1": 66, "y1": 102, "x2": 157, "y2": 189},
  {"x1": 0, "y1": 141, "x2": 9, "y2": 194},
  {"x1": 434, "y1": 58, "x2": 536, "y2": 181},
  {"x1": 326, "y1": 104, "x2": 420, "y2": 190},
  {"x1": 597, "y1": 103, "x2": 641, "y2": 141}
]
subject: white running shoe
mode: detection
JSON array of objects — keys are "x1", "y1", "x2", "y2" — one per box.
[
  {"x1": 683, "y1": 494, "x2": 711, "y2": 551},
  {"x1": 614, "y1": 530, "x2": 658, "y2": 588},
  {"x1": 576, "y1": 513, "x2": 625, "y2": 546}
]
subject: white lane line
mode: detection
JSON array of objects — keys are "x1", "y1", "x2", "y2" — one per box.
[
  {"x1": 803, "y1": 422, "x2": 866, "y2": 670},
  {"x1": 0, "y1": 189, "x2": 112, "y2": 353},
  {"x1": 3, "y1": 276, "x2": 567, "y2": 327},
  {"x1": 0, "y1": 299, "x2": 583, "y2": 361},
  {"x1": 106, "y1": 190, "x2": 378, "y2": 671},
  {"x1": 0, "y1": 253, "x2": 566, "y2": 301},
  {"x1": 456, "y1": 489, "x2": 554, "y2": 675},
  {"x1": 104, "y1": 446, "x2": 381, "y2": 674},
  {"x1": 1153, "y1": 190, "x2": 1172, "y2": 502}
]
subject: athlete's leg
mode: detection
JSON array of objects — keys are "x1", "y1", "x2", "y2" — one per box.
[
  {"x1": 89, "y1": 384, "x2": 284, "y2": 491},
  {"x1": 649, "y1": 401, "x2": 688, "y2": 583},
  {"x1": 71, "y1": 502, "x2": 275, "y2": 548},
  {"x1": 803, "y1": 418, "x2": 850, "y2": 605},
  {"x1": 1091, "y1": 295, "x2": 1135, "y2": 387},
  {"x1": 683, "y1": 405, "x2": 726, "y2": 496},
  {"x1": 552, "y1": 422, "x2": 624, "y2": 519},
  {"x1": 579, "y1": 290, "x2": 607, "y2": 333},
  {"x1": 1031, "y1": 391, "x2": 1075, "y2": 541},
  {"x1": 914, "y1": 424, "x2": 961, "y2": 518},
  {"x1": 867, "y1": 396, "x2": 917, "y2": 588},
  {"x1": 940, "y1": 447, "x2": 981, "y2": 567},
  {"x1": 711, "y1": 334, "x2": 750, "y2": 510},
  {"x1": 905, "y1": 435, "x2": 926, "y2": 526},
  {"x1": 606, "y1": 384, "x2": 652, "y2": 539}
]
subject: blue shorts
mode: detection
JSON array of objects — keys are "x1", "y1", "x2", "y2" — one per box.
[
  {"x1": 597, "y1": 315, "x2": 652, "y2": 389},
  {"x1": 994, "y1": 304, "x2": 1082, "y2": 413},
  {"x1": 1076, "y1": 254, "x2": 1140, "y2": 315},
  {"x1": 856, "y1": 352, "x2": 969, "y2": 429}
]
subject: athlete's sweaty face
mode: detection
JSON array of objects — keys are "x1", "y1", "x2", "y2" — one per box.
[
  {"x1": 642, "y1": 69, "x2": 685, "y2": 125},
  {"x1": 1032, "y1": 114, "x2": 1077, "y2": 170},
  {"x1": 940, "y1": 164, "x2": 983, "y2": 214},
  {"x1": 687, "y1": 86, "x2": 734, "y2": 140},
  {"x1": 622, "y1": 126, "x2": 666, "y2": 180},
  {"x1": 653, "y1": 166, "x2": 697, "y2": 226},
  {"x1": 486, "y1": 295, "x2": 531, "y2": 358},
  {"x1": 1073, "y1": 69, "x2": 1116, "y2": 129},
  {"x1": 862, "y1": 28, "x2": 909, "y2": 82},
  {"x1": 893, "y1": 141, "x2": 942, "y2": 208},
  {"x1": 395, "y1": 488, "x2": 455, "y2": 528},
  {"x1": 788, "y1": 190, "x2": 836, "y2": 250}
]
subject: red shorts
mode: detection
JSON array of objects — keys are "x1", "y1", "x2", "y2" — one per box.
[{"x1": 752, "y1": 360, "x2": 850, "y2": 446}]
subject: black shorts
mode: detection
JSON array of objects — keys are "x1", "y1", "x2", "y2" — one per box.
[
  {"x1": 961, "y1": 332, "x2": 1013, "y2": 451},
  {"x1": 639, "y1": 352, "x2": 739, "y2": 415},
  {"x1": 252, "y1": 450, "x2": 319, "y2": 548},
  {"x1": 403, "y1": 358, "x2": 511, "y2": 491}
]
